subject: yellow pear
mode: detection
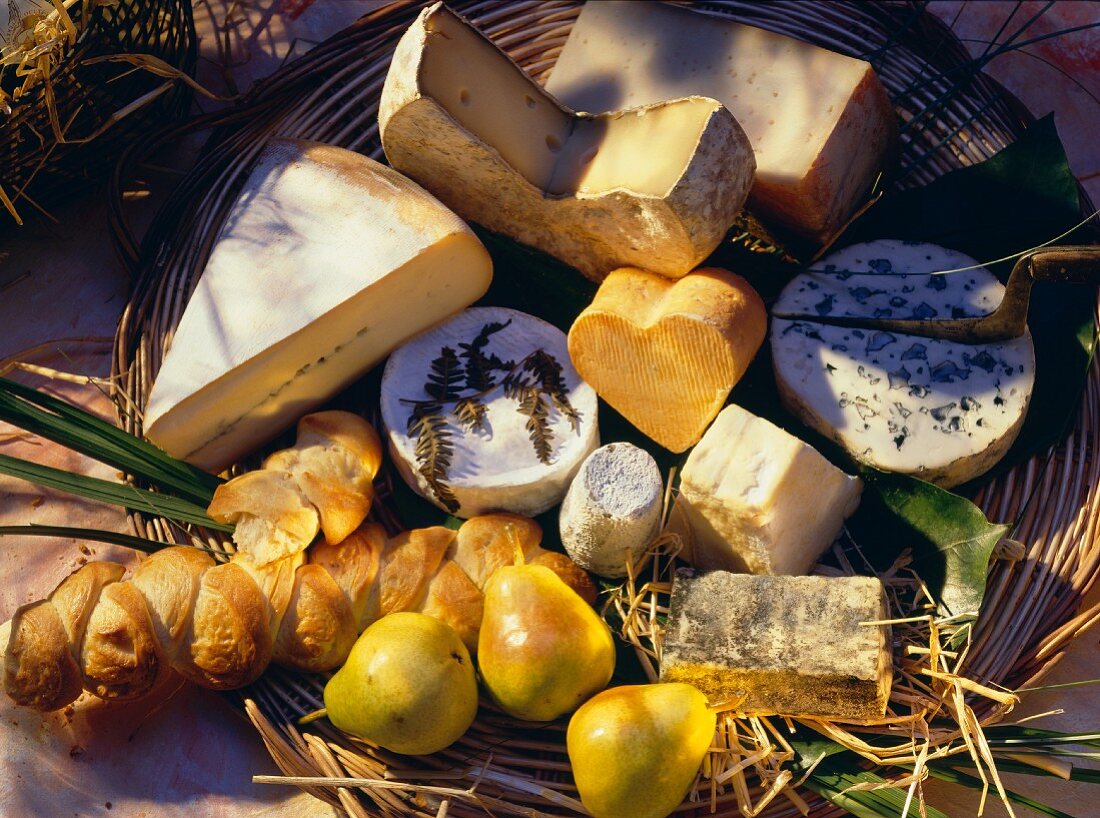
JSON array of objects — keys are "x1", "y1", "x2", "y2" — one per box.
[
  {"x1": 567, "y1": 683, "x2": 716, "y2": 818},
  {"x1": 323, "y1": 612, "x2": 478, "y2": 755},
  {"x1": 478, "y1": 562, "x2": 614, "y2": 721}
]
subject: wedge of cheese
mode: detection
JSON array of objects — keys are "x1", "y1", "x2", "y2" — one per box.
[
  {"x1": 143, "y1": 139, "x2": 492, "y2": 472},
  {"x1": 545, "y1": 0, "x2": 896, "y2": 243},
  {"x1": 770, "y1": 241, "x2": 1035, "y2": 487},
  {"x1": 678, "y1": 404, "x2": 862, "y2": 575},
  {"x1": 379, "y1": 3, "x2": 755, "y2": 281},
  {"x1": 661, "y1": 569, "x2": 892, "y2": 719}
]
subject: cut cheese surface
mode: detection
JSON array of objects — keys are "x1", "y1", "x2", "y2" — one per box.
[
  {"x1": 661, "y1": 569, "x2": 892, "y2": 719},
  {"x1": 381, "y1": 308, "x2": 599, "y2": 518},
  {"x1": 678, "y1": 404, "x2": 862, "y2": 576},
  {"x1": 545, "y1": 0, "x2": 895, "y2": 241},
  {"x1": 143, "y1": 139, "x2": 492, "y2": 472},
  {"x1": 771, "y1": 241, "x2": 1035, "y2": 486},
  {"x1": 379, "y1": 3, "x2": 754, "y2": 280},
  {"x1": 568, "y1": 267, "x2": 766, "y2": 453}
]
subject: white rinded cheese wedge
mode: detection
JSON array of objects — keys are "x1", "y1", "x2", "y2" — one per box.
[
  {"x1": 559, "y1": 442, "x2": 663, "y2": 578},
  {"x1": 545, "y1": 0, "x2": 895, "y2": 242},
  {"x1": 381, "y1": 308, "x2": 599, "y2": 518},
  {"x1": 678, "y1": 404, "x2": 862, "y2": 575},
  {"x1": 771, "y1": 241, "x2": 1035, "y2": 487},
  {"x1": 379, "y1": 3, "x2": 755, "y2": 281},
  {"x1": 143, "y1": 139, "x2": 492, "y2": 473}
]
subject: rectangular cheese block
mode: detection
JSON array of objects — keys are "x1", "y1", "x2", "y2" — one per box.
[
  {"x1": 660, "y1": 569, "x2": 892, "y2": 719},
  {"x1": 545, "y1": 1, "x2": 896, "y2": 242},
  {"x1": 678, "y1": 404, "x2": 861, "y2": 575},
  {"x1": 143, "y1": 139, "x2": 492, "y2": 473}
]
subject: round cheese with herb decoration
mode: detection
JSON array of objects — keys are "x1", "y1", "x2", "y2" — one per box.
[
  {"x1": 770, "y1": 240, "x2": 1035, "y2": 487},
  {"x1": 381, "y1": 308, "x2": 599, "y2": 518}
]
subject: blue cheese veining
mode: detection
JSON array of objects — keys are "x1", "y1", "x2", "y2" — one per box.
[{"x1": 770, "y1": 241, "x2": 1035, "y2": 487}]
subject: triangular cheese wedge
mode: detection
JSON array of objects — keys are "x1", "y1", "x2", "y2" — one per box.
[{"x1": 144, "y1": 139, "x2": 492, "y2": 471}]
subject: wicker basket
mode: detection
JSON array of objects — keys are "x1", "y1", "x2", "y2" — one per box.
[
  {"x1": 109, "y1": 3, "x2": 1100, "y2": 817},
  {"x1": 0, "y1": 0, "x2": 195, "y2": 225}
]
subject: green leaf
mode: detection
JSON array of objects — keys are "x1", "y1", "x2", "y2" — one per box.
[
  {"x1": 0, "y1": 452, "x2": 231, "y2": 532},
  {"x1": 844, "y1": 115, "x2": 1098, "y2": 474},
  {"x1": 848, "y1": 470, "x2": 1009, "y2": 617},
  {"x1": 0, "y1": 377, "x2": 222, "y2": 504},
  {"x1": 924, "y1": 764, "x2": 1080, "y2": 818},
  {"x1": 802, "y1": 756, "x2": 954, "y2": 818},
  {"x1": 0, "y1": 524, "x2": 183, "y2": 554}
]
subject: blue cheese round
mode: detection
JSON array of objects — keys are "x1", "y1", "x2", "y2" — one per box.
[
  {"x1": 770, "y1": 241, "x2": 1035, "y2": 487},
  {"x1": 381, "y1": 308, "x2": 599, "y2": 517}
]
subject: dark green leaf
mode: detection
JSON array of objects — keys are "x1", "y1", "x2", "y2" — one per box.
[
  {"x1": 803, "y1": 756, "x2": 954, "y2": 818},
  {"x1": 0, "y1": 524, "x2": 187, "y2": 554},
  {"x1": 0, "y1": 377, "x2": 221, "y2": 504},
  {"x1": 848, "y1": 470, "x2": 1009, "y2": 617},
  {"x1": 0, "y1": 452, "x2": 231, "y2": 532},
  {"x1": 924, "y1": 764, "x2": 1080, "y2": 818}
]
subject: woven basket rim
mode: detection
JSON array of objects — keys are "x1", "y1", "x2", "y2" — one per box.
[{"x1": 107, "y1": 3, "x2": 1100, "y2": 817}]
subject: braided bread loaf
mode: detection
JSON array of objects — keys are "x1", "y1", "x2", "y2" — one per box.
[{"x1": 2, "y1": 412, "x2": 595, "y2": 711}]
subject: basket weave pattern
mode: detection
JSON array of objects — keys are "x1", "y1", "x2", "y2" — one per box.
[
  {"x1": 109, "y1": 3, "x2": 1100, "y2": 816},
  {"x1": 1, "y1": 0, "x2": 195, "y2": 223}
]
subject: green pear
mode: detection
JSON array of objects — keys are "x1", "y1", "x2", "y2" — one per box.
[
  {"x1": 478, "y1": 562, "x2": 614, "y2": 722},
  {"x1": 567, "y1": 683, "x2": 716, "y2": 818},
  {"x1": 323, "y1": 612, "x2": 478, "y2": 755}
]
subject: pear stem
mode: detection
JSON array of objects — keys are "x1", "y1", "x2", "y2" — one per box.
[{"x1": 297, "y1": 707, "x2": 328, "y2": 725}]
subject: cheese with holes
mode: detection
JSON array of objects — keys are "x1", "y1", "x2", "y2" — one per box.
[
  {"x1": 567, "y1": 267, "x2": 766, "y2": 452},
  {"x1": 545, "y1": 0, "x2": 896, "y2": 242},
  {"x1": 678, "y1": 404, "x2": 862, "y2": 575},
  {"x1": 379, "y1": 3, "x2": 755, "y2": 281},
  {"x1": 143, "y1": 139, "x2": 492, "y2": 473},
  {"x1": 660, "y1": 568, "x2": 892, "y2": 719},
  {"x1": 380, "y1": 308, "x2": 599, "y2": 518},
  {"x1": 771, "y1": 241, "x2": 1035, "y2": 487}
]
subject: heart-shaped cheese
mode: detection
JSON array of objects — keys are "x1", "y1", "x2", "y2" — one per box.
[{"x1": 568, "y1": 267, "x2": 766, "y2": 452}]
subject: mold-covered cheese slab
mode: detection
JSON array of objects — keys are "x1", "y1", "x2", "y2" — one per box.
[
  {"x1": 678, "y1": 404, "x2": 862, "y2": 575},
  {"x1": 379, "y1": 3, "x2": 755, "y2": 281},
  {"x1": 660, "y1": 569, "x2": 892, "y2": 720},
  {"x1": 771, "y1": 240, "x2": 1035, "y2": 487}
]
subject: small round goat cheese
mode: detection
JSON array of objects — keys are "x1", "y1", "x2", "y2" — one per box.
[{"x1": 559, "y1": 442, "x2": 663, "y2": 577}]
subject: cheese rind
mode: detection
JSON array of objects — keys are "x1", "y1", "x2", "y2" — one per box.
[
  {"x1": 660, "y1": 569, "x2": 892, "y2": 720},
  {"x1": 379, "y1": 3, "x2": 755, "y2": 281},
  {"x1": 143, "y1": 139, "x2": 492, "y2": 472},
  {"x1": 678, "y1": 404, "x2": 862, "y2": 575},
  {"x1": 545, "y1": 0, "x2": 895, "y2": 242},
  {"x1": 381, "y1": 308, "x2": 599, "y2": 518},
  {"x1": 559, "y1": 443, "x2": 663, "y2": 578},
  {"x1": 770, "y1": 241, "x2": 1036, "y2": 487},
  {"x1": 568, "y1": 267, "x2": 766, "y2": 453}
]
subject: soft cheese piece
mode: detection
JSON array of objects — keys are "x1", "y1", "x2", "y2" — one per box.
[
  {"x1": 660, "y1": 569, "x2": 892, "y2": 720},
  {"x1": 381, "y1": 308, "x2": 599, "y2": 518},
  {"x1": 559, "y1": 443, "x2": 663, "y2": 578},
  {"x1": 568, "y1": 267, "x2": 766, "y2": 453},
  {"x1": 678, "y1": 404, "x2": 862, "y2": 575},
  {"x1": 379, "y1": 3, "x2": 755, "y2": 281},
  {"x1": 771, "y1": 241, "x2": 1035, "y2": 487},
  {"x1": 545, "y1": 0, "x2": 895, "y2": 242},
  {"x1": 143, "y1": 139, "x2": 492, "y2": 473}
]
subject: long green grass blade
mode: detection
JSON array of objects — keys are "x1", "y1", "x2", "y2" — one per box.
[
  {"x1": 804, "y1": 762, "x2": 953, "y2": 818},
  {"x1": 0, "y1": 452, "x2": 231, "y2": 531},
  {"x1": 933, "y1": 757, "x2": 1100, "y2": 784},
  {"x1": 925, "y1": 764, "x2": 1079, "y2": 818},
  {"x1": 0, "y1": 524, "x2": 180, "y2": 554},
  {"x1": 984, "y1": 726, "x2": 1100, "y2": 748},
  {"x1": 0, "y1": 378, "x2": 221, "y2": 504}
]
